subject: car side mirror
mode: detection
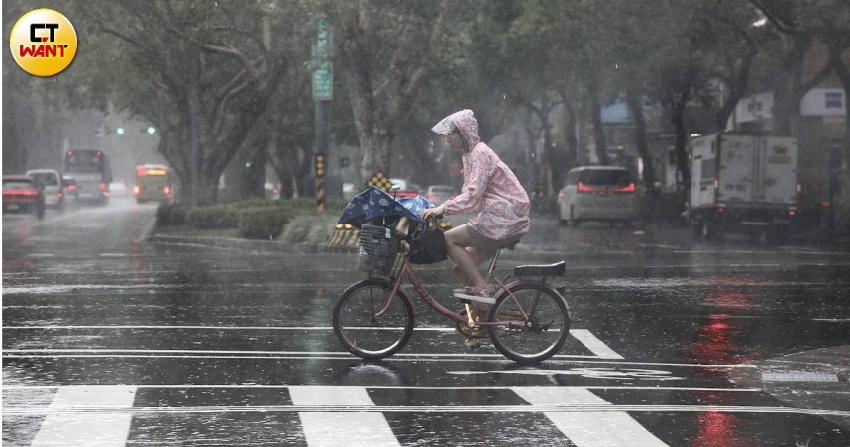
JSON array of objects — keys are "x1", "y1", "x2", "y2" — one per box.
[{"x1": 390, "y1": 185, "x2": 401, "y2": 192}]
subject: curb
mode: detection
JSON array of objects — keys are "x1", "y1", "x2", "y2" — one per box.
[{"x1": 729, "y1": 345, "x2": 850, "y2": 430}]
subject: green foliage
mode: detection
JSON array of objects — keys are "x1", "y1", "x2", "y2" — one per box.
[
  {"x1": 280, "y1": 214, "x2": 336, "y2": 244},
  {"x1": 237, "y1": 207, "x2": 290, "y2": 239},
  {"x1": 186, "y1": 205, "x2": 241, "y2": 229},
  {"x1": 156, "y1": 202, "x2": 188, "y2": 226}
]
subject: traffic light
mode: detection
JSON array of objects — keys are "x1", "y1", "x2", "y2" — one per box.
[
  {"x1": 147, "y1": 126, "x2": 156, "y2": 135},
  {"x1": 116, "y1": 127, "x2": 125, "y2": 135},
  {"x1": 315, "y1": 153, "x2": 326, "y2": 176}
]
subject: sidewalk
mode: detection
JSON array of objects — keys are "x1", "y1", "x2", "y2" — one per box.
[{"x1": 730, "y1": 345, "x2": 850, "y2": 430}]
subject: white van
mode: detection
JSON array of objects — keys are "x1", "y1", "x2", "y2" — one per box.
[
  {"x1": 26, "y1": 169, "x2": 64, "y2": 211},
  {"x1": 557, "y1": 166, "x2": 637, "y2": 226}
]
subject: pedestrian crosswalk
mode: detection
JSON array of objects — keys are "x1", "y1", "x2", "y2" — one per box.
[{"x1": 6, "y1": 385, "x2": 848, "y2": 446}]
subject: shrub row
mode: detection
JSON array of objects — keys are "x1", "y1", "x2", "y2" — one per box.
[{"x1": 157, "y1": 197, "x2": 349, "y2": 241}]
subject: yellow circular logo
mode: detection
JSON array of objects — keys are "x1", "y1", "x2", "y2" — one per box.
[{"x1": 9, "y1": 9, "x2": 77, "y2": 77}]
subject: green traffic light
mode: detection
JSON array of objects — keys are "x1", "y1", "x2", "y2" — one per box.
[
  {"x1": 245, "y1": 162, "x2": 252, "y2": 168},
  {"x1": 147, "y1": 127, "x2": 156, "y2": 135},
  {"x1": 116, "y1": 127, "x2": 125, "y2": 135}
]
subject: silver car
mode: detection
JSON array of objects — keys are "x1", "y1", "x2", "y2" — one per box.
[
  {"x1": 424, "y1": 185, "x2": 457, "y2": 205},
  {"x1": 557, "y1": 166, "x2": 637, "y2": 226}
]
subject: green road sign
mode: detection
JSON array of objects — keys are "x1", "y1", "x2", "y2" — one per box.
[
  {"x1": 312, "y1": 17, "x2": 332, "y2": 101},
  {"x1": 313, "y1": 70, "x2": 332, "y2": 100}
]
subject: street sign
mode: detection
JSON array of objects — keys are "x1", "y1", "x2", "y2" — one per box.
[
  {"x1": 366, "y1": 172, "x2": 392, "y2": 191},
  {"x1": 312, "y1": 18, "x2": 333, "y2": 101},
  {"x1": 313, "y1": 70, "x2": 332, "y2": 100}
]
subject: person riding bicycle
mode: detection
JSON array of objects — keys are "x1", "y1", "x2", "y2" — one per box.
[{"x1": 419, "y1": 109, "x2": 530, "y2": 301}]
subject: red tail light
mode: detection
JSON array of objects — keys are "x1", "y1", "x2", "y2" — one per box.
[
  {"x1": 578, "y1": 182, "x2": 635, "y2": 193},
  {"x1": 68, "y1": 184, "x2": 77, "y2": 191},
  {"x1": 427, "y1": 194, "x2": 437, "y2": 200},
  {"x1": 99, "y1": 183, "x2": 107, "y2": 191},
  {"x1": 3, "y1": 190, "x2": 39, "y2": 196},
  {"x1": 133, "y1": 185, "x2": 140, "y2": 195},
  {"x1": 57, "y1": 192, "x2": 63, "y2": 199},
  {"x1": 163, "y1": 186, "x2": 172, "y2": 195}
]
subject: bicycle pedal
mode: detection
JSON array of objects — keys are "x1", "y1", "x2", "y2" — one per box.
[{"x1": 465, "y1": 338, "x2": 482, "y2": 350}]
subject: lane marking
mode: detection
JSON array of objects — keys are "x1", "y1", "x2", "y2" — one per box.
[
  {"x1": 6, "y1": 404, "x2": 848, "y2": 417},
  {"x1": 2, "y1": 385, "x2": 763, "y2": 392},
  {"x1": 3, "y1": 326, "x2": 623, "y2": 360},
  {"x1": 514, "y1": 387, "x2": 669, "y2": 446},
  {"x1": 570, "y1": 329, "x2": 624, "y2": 359},
  {"x1": 0, "y1": 351, "x2": 759, "y2": 367},
  {"x1": 31, "y1": 385, "x2": 135, "y2": 447},
  {"x1": 289, "y1": 386, "x2": 400, "y2": 447}
]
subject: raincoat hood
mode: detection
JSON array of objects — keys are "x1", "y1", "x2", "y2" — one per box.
[{"x1": 431, "y1": 109, "x2": 481, "y2": 152}]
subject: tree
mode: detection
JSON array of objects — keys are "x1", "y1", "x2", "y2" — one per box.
[
  {"x1": 329, "y1": 0, "x2": 452, "y2": 182},
  {"x1": 68, "y1": 1, "x2": 309, "y2": 206}
]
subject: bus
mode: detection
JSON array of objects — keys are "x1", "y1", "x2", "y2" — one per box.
[
  {"x1": 134, "y1": 164, "x2": 173, "y2": 203},
  {"x1": 63, "y1": 149, "x2": 113, "y2": 204}
]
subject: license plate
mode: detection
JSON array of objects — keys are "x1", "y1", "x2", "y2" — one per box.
[{"x1": 7, "y1": 203, "x2": 20, "y2": 211}]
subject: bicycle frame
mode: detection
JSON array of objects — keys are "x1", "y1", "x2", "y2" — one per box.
[{"x1": 373, "y1": 249, "x2": 569, "y2": 330}]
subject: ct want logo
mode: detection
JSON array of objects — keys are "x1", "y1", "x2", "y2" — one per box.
[{"x1": 9, "y1": 9, "x2": 77, "y2": 77}]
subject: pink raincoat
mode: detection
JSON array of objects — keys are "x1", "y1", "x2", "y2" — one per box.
[{"x1": 438, "y1": 110, "x2": 530, "y2": 240}]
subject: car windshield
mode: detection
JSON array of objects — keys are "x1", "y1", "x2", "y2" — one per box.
[
  {"x1": 580, "y1": 170, "x2": 631, "y2": 187},
  {"x1": 28, "y1": 173, "x2": 58, "y2": 186},
  {"x1": 3, "y1": 179, "x2": 35, "y2": 190}
]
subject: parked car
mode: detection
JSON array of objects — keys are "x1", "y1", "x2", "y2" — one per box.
[
  {"x1": 3, "y1": 175, "x2": 45, "y2": 220},
  {"x1": 389, "y1": 178, "x2": 421, "y2": 198},
  {"x1": 557, "y1": 166, "x2": 637, "y2": 226},
  {"x1": 25, "y1": 169, "x2": 64, "y2": 211},
  {"x1": 424, "y1": 185, "x2": 458, "y2": 205}
]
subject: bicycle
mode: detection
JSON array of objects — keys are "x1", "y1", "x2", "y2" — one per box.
[{"x1": 332, "y1": 219, "x2": 571, "y2": 364}]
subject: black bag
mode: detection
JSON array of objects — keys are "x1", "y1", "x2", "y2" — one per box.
[{"x1": 408, "y1": 219, "x2": 448, "y2": 264}]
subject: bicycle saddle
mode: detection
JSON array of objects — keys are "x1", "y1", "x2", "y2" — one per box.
[{"x1": 513, "y1": 261, "x2": 566, "y2": 277}]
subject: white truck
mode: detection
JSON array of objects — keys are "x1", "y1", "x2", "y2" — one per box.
[{"x1": 688, "y1": 134, "x2": 799, "y2": 242}]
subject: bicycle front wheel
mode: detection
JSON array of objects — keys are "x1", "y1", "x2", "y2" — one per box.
[
  {"x1": 333, "y1": 280, "x2": 414, "y2": 360},
  {"x1": 487, "y1": 283, "x2": 570, "y2": 364}
]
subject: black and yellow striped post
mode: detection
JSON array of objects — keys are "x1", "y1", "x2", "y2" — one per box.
[{"x1": 315, "y1": 153, "x2": 326, "y2": 214}]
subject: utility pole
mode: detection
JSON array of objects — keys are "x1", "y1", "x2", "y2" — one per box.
[{"x1": 313, "y1": 17, "x2": 332, "y2": 214}]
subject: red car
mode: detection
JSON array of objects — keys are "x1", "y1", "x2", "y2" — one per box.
[{"x1": 3, "y1": 175, "x2": 45, "y2": 220}]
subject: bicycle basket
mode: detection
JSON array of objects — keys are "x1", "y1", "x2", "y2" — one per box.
[{"x1": 356, "y1": 224, "x2": 400, "y2": 276}]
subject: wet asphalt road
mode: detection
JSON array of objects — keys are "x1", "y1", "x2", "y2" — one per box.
[{"x1": 3, "y1": 197, "x2": 850, "y2": 446}]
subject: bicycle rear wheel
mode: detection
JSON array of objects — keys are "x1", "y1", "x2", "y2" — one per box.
[
  {"x1": 487, "y1": 283, "x2": 570, "y2": 364},
  {"x1": 333, "y1": 280, "x2": 414, "y2": 360}
]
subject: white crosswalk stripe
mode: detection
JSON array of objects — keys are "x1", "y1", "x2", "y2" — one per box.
[
  {"x1": 289, "y1": 386, "x2": 400, "y2": 447},
  {"x1": 31, "y1": 386, "x2": 136, "y2": 447},
  {"x1": 513, "y1": 387, "x2": 669, "y2": 447}
]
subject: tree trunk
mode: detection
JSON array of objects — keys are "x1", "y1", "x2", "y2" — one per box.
[
  {"x1": 586, "y1": 74, "x2": 609, "y2": 165},
  {"x1": 626, "y1": 86, "x2": 656, "y2": 220},
  {"x1": 829, "y1": 44, "x2": 850, "y2": 193},
  {"x1": 668, "y1": 69, "x2": 692, "y2": 193}
]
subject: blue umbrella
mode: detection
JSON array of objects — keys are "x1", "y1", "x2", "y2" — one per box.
[{"x1": 338, "y1": 186, "x2": 433, "y2": 227}]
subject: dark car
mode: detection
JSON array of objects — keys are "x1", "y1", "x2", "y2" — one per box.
[{"x1": 3, "y1": 175, "x2": 45, "y2": 220}]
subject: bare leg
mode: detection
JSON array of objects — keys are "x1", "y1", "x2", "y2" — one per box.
[
  {"x1": 444, "y1": 225, "x2": 492, "y2": 292},
  {"x1": 453, "y1": 246, "x2": 489, "y2": 286}
]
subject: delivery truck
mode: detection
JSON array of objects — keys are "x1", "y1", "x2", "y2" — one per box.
[{"x1": 688, "y1": 134, "x2": 799, "y2": 242}]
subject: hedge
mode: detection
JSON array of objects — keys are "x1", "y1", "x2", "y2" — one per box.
[
  {"x1": 186, "y1": 204, "x2": 241, "y2": 229},
  {"x1": 156, "y1": 202, "x2": 188, "y2": 226},
  {"x1": 238, "y1": 207, "x2": 290, "y2": 239}
]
